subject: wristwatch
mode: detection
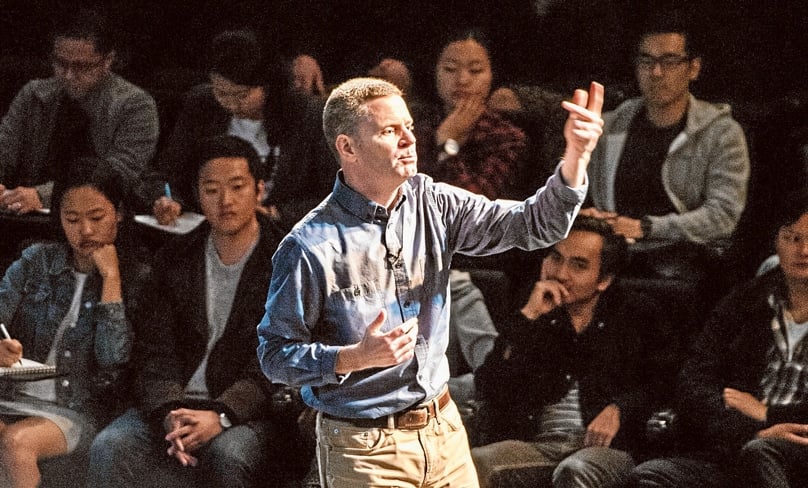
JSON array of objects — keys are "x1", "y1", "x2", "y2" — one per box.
[
  {"x1": 640, "y1": 216, "x2": 652, "y2": 237},
  {"x1": 438, "y1": 138, "x2": 460, "y2": 161},
  {"x1": 219, "y1": 412, "x2": 232, "y2": 430}
]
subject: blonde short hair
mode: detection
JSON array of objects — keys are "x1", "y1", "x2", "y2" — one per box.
[{"x1": 322, "y1": 77, "x2": 402, "y2": 161}]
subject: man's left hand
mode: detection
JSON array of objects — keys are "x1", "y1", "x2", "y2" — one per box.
[
  {"x1": 584, "y1": 403, "x2": 620, "y2": 447},
  {"x1": 560, "y1": 82, "x2": 604, "y2": 188}
]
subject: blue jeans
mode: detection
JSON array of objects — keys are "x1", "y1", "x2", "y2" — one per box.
[
  {"x1": 472, "y1": 435, "x2": 634, "y2": 488},
  {"x1": 630, "y1": 456, "x2": 732, "y2": 488},
  {"x1": 740, "y1": 437, "x2": 808, "y2": 487},
  {"x1": 86, "y1": 408, "x2": 273, "y2": 488}
]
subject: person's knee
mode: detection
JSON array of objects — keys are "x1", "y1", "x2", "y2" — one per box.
[
  {"x1": 0, "y1": 428, "x2": 26, "y2": 460},
  {"x1": 629, "y1": 459, "x2": 675, "y2": 488},
  {"x1": 203, "y1": 428, "x2": 264, "y2": 482},
  {"x1": 90, "y1": 423, "x2": 126, "y2": 456},
  {"x1": 554, "y1": 448, "x2": 633, "y2": 487},
  {"x1": 471, "y1": 441, "x2": 514, "y2": 473},
  {"x1": 90, "y1": 414, "x2": 143, "y2": 457},
  {"x1": 740, "y1": 437, "x2": 773, "y2": 460},
  {"x1": 553, "y1": 454, "x2": 596, "y2": 487},
  {"x1": 88, "y1": 409, "x2": 153, "y2": 478},
  {"x1": 472, "y1": 440, "x2": 542, "y2": 488}
]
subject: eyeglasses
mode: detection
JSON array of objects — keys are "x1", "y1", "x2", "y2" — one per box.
[
  {"x1": 212, "y1": 87, "x2": 255, "y2": 104},
  {"x1": 635, "y1": 54, "x2": 691, "y2": 71},
  {"x1": 778, "y1": 229, "x2": 808, "y2": 246},
  {"x1": 51, "y1": 55, "x2": 107, "y2": 75}
]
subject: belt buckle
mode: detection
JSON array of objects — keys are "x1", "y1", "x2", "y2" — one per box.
[{"x1": 396, "y1": 408, "x2": 430, "y2": 429}]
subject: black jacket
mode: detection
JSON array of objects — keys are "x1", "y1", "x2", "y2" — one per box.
[
  {"x1": 145, "y1": 83, "x2": 336, "y2": 231},
  {"x1": 475, "y1": 283, "x2": 677, "y2": 456},
  {"x1": 677, "y1": 268, "x2": 808, "y2": 462},
  {"x1": 134, "y1": 213, "x2": 285, "y2": 428}
]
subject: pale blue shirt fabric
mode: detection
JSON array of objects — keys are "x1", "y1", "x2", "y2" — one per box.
[{"x1": 257, "y1": 166, "x2": 585, "y2": 418}]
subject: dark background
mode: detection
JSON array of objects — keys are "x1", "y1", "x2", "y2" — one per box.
[
  {"x1": 1, "y1": 0, "x2": 807, "y2": 104},
  {"x1": 2, "y1": 0, "x2": 807, "y2": 281}
]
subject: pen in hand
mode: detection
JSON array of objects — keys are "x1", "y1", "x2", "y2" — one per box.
[
  {"x1": 0, "y1": 323, "x2": 23, "y2": 366},
  {"x1": 155, "y1": 183, "x2": 181, "y2": 226}
]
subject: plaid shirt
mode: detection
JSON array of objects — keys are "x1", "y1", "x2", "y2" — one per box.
[{"x1": 758, "y1": 295, "x2": 808, "y2": 407}]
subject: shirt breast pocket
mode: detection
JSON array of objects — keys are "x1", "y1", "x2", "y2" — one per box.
[
  {"x1": 330, "y1": 281, "x2": 386, "y2": 340},
  {"x1": 337, "y1": 282, "x2": 383, "y2": 302}
]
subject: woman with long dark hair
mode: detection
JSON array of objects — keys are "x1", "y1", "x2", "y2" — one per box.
[{"x1": 0, "y1": 158, "x2": 148, "y2": 487}]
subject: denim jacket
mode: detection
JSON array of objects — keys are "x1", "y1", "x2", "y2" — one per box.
[{"x1": 0, "y1": 242, "x2": 140, "y2": 426}]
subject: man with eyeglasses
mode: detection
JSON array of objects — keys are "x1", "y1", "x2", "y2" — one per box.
[
  {"x1": 583, "y1": 13, "x2": 749, "y2": 283},
  {"x1": 629, "y1": 190, "x2": 808, "y2": 487},
  {"x1": 0, "y1": 9, "x2": 158, "y2": 218}
]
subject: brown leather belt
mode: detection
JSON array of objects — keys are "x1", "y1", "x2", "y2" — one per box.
[{"x1": 324, "y1": 388, "x2": 451, "y2": 430}]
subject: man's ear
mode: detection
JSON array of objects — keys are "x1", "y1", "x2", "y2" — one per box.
[
  {"x1": 596, "y1": 274, "x2": 613, "y2": 293},
  {"x1": 335, "y1": 134, "x2": 357, "y2": 162},
  {"x1": 102, "y1": 50, "x2": 116, "y2": 71},
  {"x1": 688, "y1": 56, "x2": 702, "y2": 82},
  {"x1": 255, "y1": 179, "x2": 266, "y2": 205}
]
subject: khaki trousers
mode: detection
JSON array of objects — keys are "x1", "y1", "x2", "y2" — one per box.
[{"x1": 316, "y1": 399, "x2": 479, "y2": 488}]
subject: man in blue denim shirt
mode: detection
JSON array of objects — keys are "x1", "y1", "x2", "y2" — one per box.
[{"x1": 257, "y1": 77, "x2": 604, "y2": 487}]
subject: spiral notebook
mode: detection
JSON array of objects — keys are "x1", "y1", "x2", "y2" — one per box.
[{"x1": 0, "y1": 358, "x2": 59, "y2": 381}]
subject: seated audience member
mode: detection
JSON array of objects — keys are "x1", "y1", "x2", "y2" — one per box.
[
  {"x1": 583, "y1": 14, "x2": 749, "y2": 280},
  {"x1": 0, "y1": 160, "x2": 149, "y2": 488},
  {"x1": 413, "y1": 27, "x2": 528, "y2": 200},
  {"x1": 630, "y1": 193, "x2": 808, "y2": 487},
  {"x1": 148, "y1": 29, "x2": 333, "y2": 231},
  {"x1": 86, "y1": 136, "x2": 295, "y2": 487},
  {"x1": 0, "y1": 9, "x2": 158, "y2": 271},
  {"x1": 411, "y1": 27, "x2": 524, "y2": 402},
  {"x1": 0, "y1": 9, "x2": 158, "y2": 215},
  {"x1": 472, "y1": 216, "x2": 677, "y2": 488},
  {"x1": 368, "y1": 57, "x2": 414, "y2": 95}
]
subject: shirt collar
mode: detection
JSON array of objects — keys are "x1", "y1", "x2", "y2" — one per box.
[
  {"x1": 332, "y1": 171, "x2": 409, "y2": 223},
  {"x1": 47, "y1": 243, "x2": 79, "y2": 276}
]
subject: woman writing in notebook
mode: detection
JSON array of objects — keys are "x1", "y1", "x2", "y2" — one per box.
[{"x1": 0, "y1": 158, "x2": 148, "y2": 488}]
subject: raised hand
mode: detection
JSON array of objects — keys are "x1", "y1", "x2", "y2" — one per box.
[
  {"x1": 91, "y1": 244, "x2": 120, "y2": 280},
  {"x1": 560, "y1": 81, "x2": 605, "y2": 188},
  {"x1": 520, "y1": 280, "x2": 569, "y2": 320},
  {"x1": 291, "y1": 54, "x2": 326, "y2": 97},
  {"x1": 91, "y1": 244, "x2": 122, "y2": 303},
  {"x1": 436, "y1": 96, "x2": 487, "y2": 147}
]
